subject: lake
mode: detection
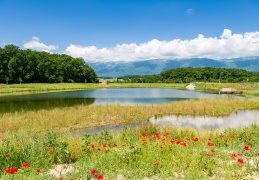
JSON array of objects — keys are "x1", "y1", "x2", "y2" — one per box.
[{"x1": 0, "y1": 88, "x2": 223, "y2": 114}]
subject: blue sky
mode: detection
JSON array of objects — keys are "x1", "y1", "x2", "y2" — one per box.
[{"x1": 1, "y1": 0, "x2": 259, "y2": 61}]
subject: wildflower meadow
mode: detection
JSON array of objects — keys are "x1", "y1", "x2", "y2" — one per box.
[{"x1": 1, "y1": 124, "x2": 258, "y2": 179}]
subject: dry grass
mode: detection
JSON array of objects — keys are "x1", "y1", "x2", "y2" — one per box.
[{"x1": 1, "y1": 98, "x2": 259, "y2": 139}]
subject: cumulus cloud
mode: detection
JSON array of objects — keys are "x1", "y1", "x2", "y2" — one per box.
[
  {"x1": 66, "y1": 29, "x2": 259, "y2": 61},
  {"x1": 23, "y1": 37, "x2": 58, "y2": 52}
]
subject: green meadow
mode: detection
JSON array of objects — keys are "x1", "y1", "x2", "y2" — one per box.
[{"x1": 0, "y1": 83, "x2": 259, "y2": 179}]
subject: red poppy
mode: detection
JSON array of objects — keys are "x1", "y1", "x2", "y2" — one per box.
[
  {"x1": 36, "y1": 169, "x2": 41, "y2": 173},
  {"x1": 153, "y1": 161, "x2": 159, "y2": 166},
  {"x1": 193, "y1": 137, "x2": 199, "y2": 142},
  {"x1": 97, "y1": 174, "x2": 104, "y2": 180},
  {"x1": 164, "y1": 132, "x2": 169, "y2": 137},
  {"x1": 258, "y1": 152, "x2": 259, "y2": 156},
  {"x1": 237, "y1": 158, "x2": 244, "y2": 164},
  {"x1": 211, "y1": 149, "x2": 215, "y2": 153},
  {"x1": 219, "y1": 135, "x2": 223, "y2": 139},
  {"x1": 90, "y1": 144, "x2": 95, "y2": 148},
  {"x1": 180, "y1": 142, "x2": 187, "y2": 147},
  {"x1": 102, "y1": 143, "x2": 107, "y2": 148},
  {"x1": 91, "y1": 169, "x2": 98, "y2": 176},
  {"x1": 206, "y1": 153, "x2": 210, "y2": 157},
  {"x1": 97, "y1": 148, "x2": 101, "y2": 151},
  {"x1": 231, "y1": 153, "x2": 238, "y2": 158},
  {"x1": 4, "y1": 152, "x2": 8, "y2": 155},
  {"x1": 131, "y1": 145, "x2": 135, "y2": 149},
  {"x1": 244, "y1": 145, "x2": 250, "y2": 151},
  {"x1": 21, "y1": 163, "x2": 29, "y2": 169},
  {"x1": 4, "y1": 167, "x2": 18, "y2": 174},
  {"x1": 170, "y1": 140, "x2": 175, "y2": 144},
  {"x1": 207, "y1": 141, "x2": 214, "y2": 147},
  {"x1": 113, "y1": 143, "x2": 117, "y2": 147},
  {"x1": 59, "y1": 178, "x2": 63, "y2": 180},
  {"x1": 160, "y1": 146, "x2": 163, "y2": 149},
  {"x1": 141, "y1": 133, "x2": 150, "y2": 137}
]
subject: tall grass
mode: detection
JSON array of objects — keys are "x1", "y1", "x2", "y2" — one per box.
[{"x1": 1, "y1": 98, "x2": 259, "y2": 139}]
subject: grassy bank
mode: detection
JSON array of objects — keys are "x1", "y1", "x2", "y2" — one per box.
[
  {"x1": 195, "y1": 82, "x2": 259, "y2": 96},
  {"x1": 1, "y1": 82, "x2": 259, "y2": 97},
  {"x1": 1, "y1": 98, "x2": 259, "y2": 139},
  {"x1": 0, "y1": 83, "x2": 186, "y2": 96}
]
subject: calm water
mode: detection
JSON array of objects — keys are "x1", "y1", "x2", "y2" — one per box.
[
  {"x1": 0, "y1": 88, "x2": 222, "y2": 114},
  {"x1": 77, "y1": 110, "x2": 259, "y2": 135},
  {"x1": 149, "y1": 110, "x2": 259, "y2": 130}
]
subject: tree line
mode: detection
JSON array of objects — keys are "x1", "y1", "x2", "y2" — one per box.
[
  {"x1": 118, "y1": 67, "x2": 259, "y2": 83},
  {"x1": 0, "y1": 45, "x2": 98, "y2": 84}
]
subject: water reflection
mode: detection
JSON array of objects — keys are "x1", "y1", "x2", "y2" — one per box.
[
  {"x1": 149, "y1": 110, "x2": 259, "y2": 130},
  {"x1": 75, "y1": 110, "x2": 259, "y2": 135},
  {"x1": 0, "y1": 98, "x2": 95, "y2": 114},
  {"x1": 0, "y1": 88, "x2": 223, "y2": 114}
]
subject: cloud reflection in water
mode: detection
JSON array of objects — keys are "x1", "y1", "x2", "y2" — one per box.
[{"x1": 149, "y1": 110, "x2": 259, "y2": 130}]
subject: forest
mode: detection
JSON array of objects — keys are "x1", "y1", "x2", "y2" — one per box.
[
  {"x1": 0, "y1": 45, "x2": 98, "y2": 84},
  {"x1": 118, "y1": 67, "x2": 259, "y2": 83}
]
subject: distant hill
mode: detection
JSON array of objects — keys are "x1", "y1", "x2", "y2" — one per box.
[{"x1": 88, "y1": 57, "x2": 259, "y2": 77}]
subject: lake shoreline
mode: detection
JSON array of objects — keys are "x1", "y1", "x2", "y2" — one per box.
[{"x1": 1, "y1": 82, "x2": 259, "y2": 96}]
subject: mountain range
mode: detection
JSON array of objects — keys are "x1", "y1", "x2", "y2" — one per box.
[{"x1": 87, "y1": 57, "x2": 259, "y2": 77}]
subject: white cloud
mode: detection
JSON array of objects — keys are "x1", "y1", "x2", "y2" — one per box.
[
  {"x1": 64, "y1": 29, "x2": 259, "y2": 62},
  {"x1": 23, "y1": 37, "x2": 58, "y2": 52},
  {"x1": 220, "y1": 29, "x2": 232, "y2": 39}
]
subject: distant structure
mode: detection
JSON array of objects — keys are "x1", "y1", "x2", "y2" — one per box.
[
  {"x1": 186, "y1": 83, "x2": 195, "y2": 90},
  {"x1": 219, "y1": 88, "x2": 243, "y2": 94},
  {"x1": 102, "y1": 81, "x2": 109, "y2": 85}
]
